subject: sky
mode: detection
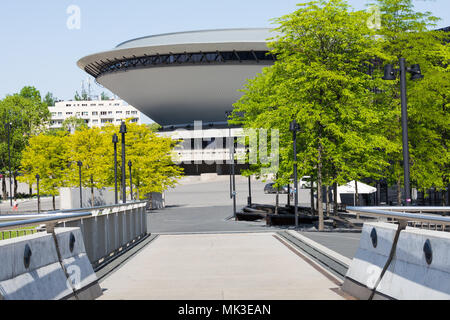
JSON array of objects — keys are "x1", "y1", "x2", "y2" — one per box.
[{"x1": 0, "y1": 0, "x2": 448, "y2": 122}]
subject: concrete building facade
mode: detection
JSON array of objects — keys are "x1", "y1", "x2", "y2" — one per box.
[{"x1": 48, "y1": 99, "x2": 142, "y2": 129}]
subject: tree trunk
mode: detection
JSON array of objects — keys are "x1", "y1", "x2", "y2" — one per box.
[
  {"x1": 333, "y1": 182, "x2": 338, "y2": 215},
  {"x1": 52, "y1": 195, "x2": 56, "y2": 210},
  {"x1": 310, "y1": 183, "x2": 315, "y2": 215},
  {"x1": 317, "y1": 145, "x2": 324, "y2": 231},
  {"x1": 90, "y1": 175, "x2": 94, "y2": 207},
  {"x1": 29, "y1": 184, "x2": 32, "y2": 197},
  {"x1": 2, "y1": 176, "x2": 6, "y2": 200},
  {"x1": 355, "y1": 180, "x2": 359, "y2": 206},
  {"x1": 275, "y1": 189, "x2": 279, "y2": 215},
  {"x1": 397, "y1": 177, "x2": 402, "y2": 205},
  {"x1": 13, "y1": 173, "x2": 18, "y2": 199}
]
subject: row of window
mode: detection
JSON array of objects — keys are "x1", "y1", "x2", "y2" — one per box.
[
  {"x1": 51, "y1": 111, "x2": 138, "y2": 117},
  {"x1": 50, "y1": 118, "x2": 139, "y2": 125},
  {"x1": 85, "y1": 50, "x2": 275, "y2": 78},
  {"x1": 65, "y1": 103, "x2": 121, "y2": 107}
]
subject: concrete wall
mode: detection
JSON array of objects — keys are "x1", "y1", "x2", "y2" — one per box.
[
  {"x1": 343, "y1": 222, "x2": 450, "y2": 300},
  {"x1": 60, "y1": 187, "x2": 116, "y2": 210},
  {"x1": 0, "y1": 228, "x2": 101, "y2": 300}
]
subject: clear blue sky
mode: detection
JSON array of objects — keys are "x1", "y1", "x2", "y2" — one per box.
[{"x1": 0, "y1": 0, "x2": 448, "y2": 103}]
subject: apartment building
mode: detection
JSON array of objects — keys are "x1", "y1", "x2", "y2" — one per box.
[{"x1": 48, "y1": 99, "x2": 141, "y2": 129}]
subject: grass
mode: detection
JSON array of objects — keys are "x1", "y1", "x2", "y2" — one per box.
[{"x1": 0, "y1": 227, "x2": 39, "y2": 241}]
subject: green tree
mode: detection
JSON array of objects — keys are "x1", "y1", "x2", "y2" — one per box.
[
  {"x1": 66, "y1": 127, "x2": 111, "y2": 205},
  {"x1": 62, "y1": 116, "x2": 88, "y2": 133},
  {"x1": 43, "y1": 92, "x2": 57, "y2": 107},
  {"x1": 102, "y1": 121, "x2": 183, "y2": 201},
  {"x1": 0, "y1": 87, "x2": 50, "y2": 199},
  {"x1": 100, "y1": 92, "x2": 110, "y2": 100},
  {"x1": 18, "y1": 133, "x2": 69, "y2": 209},
  {"x1": 371, "y1": 0, "x2": 450, "y2": 202}
]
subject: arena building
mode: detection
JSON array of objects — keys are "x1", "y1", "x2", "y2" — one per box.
[{"x1": 77, "y1": 28, "x2": 275, "y2": 175}]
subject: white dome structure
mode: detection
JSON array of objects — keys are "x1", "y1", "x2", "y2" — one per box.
[{"x1": 77, "y1": 28, "x2": 275, "y2": 126}]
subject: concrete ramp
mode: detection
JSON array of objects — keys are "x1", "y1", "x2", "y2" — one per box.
[{"x1": 98, "y1": 232, "x2": 346, "y2": 300}]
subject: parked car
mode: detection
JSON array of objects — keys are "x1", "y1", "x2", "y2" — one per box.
[{"x1": 264, "y1": 183, "x2": 289, "y2": 194}]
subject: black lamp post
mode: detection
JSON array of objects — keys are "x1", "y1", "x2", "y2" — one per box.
[
  {"x1": 128, "y1": 160, "x2": 133, "y2": 201},
  {"x1": 246, "y1": 148, "x2": 252, "y2": 207},
  {"x1": 290, "y1": 119, "x2": 300, "y2": 227},
  {"x1": 36, "y1": 174, "x2": 40, "y2": 214},
  {"x1": 225, "y1": 111, "x2": 236, "y2": 218},
  {"x1": 119, "y1": 122, "x2": 127, "y2": 204},
  {"x1": 383, "y1": 58, "x2": 424, "y2": 206},
  {"x1": 4, "y1": 122, "x2": 12, "y2": 206},
  {"x1": 77, "y1": 161, "x2": 83, "y2": 208},
  {"x1": 112, "y1": 134, "x2": 119, "y2": 204}
]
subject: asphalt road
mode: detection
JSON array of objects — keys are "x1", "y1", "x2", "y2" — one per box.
[{"x1": 0, "y1": 197, "x2": 59, "y2": 214}]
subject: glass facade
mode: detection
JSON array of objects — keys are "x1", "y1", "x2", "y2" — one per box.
[{"x1": 85, "y1": 50, "x2": 275, "y2": 78}]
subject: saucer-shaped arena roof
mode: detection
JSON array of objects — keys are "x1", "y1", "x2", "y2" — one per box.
[{"x1": 77, "y1": 28, "x2": 276, "y2": 126}]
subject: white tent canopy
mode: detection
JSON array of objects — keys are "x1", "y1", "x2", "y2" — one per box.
[
  {"x1": 336, "y1": 181, "x2": 377, "y2": 205},
  {"x1": 337, "y1": 180, "x2": 377, "y2": 194}
]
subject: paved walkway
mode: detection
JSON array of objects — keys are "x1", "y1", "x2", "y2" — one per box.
[{"x1": 99, "y1": 232, "x2": 346, "y2": 300}]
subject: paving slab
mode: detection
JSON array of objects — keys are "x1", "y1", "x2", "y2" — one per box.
[{"x1": 99, "y1": 232, "x2": 345, "y2": 300}]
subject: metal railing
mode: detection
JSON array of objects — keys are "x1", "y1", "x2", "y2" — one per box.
[
  {"x1": 0, "y1": 201, "x2": 148, "y2": 269},
  {"x1": 347, "y1": 206, "x2": 450, "y2": 231}
]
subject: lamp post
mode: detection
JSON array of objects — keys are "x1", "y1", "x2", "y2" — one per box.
[
  {"x1": 36, "y1": 174, "x2": 40, "y2": 214},
  {"x1": 290, "y1": 119, "x2": 300, "y2": 227},
  {"x1": 112, "y1": 134, "x2": 119, "y2": 204},
  {"x1": 77, "y1": 161, "x2": 83, "y2": 208},
  {"x1": 246, "y1": 148, "x2": 252, "y2": 207},
  {"x1": 128, "y1": 160, "x2": 133, "y2": 201},
  {"x1": 383, "y1": 58, "x2": 424, "y2": 206},
  {"x1": 120, "y1": 122, "x2": 127, "y2": 204},
  {"x1": 4, "y1": 122, "x2": 12, "y2": 206},
  {"x1": 225, "y1": 111, "x2": 236, "y2": 218}
]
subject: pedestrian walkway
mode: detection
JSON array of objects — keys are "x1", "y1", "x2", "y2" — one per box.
[{"x1": 99, "y1": 232, "x2": 346, "y2": 300}]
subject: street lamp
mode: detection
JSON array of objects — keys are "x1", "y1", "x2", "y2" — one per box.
[
  {"x1": 36, "y1": 174, "x2": 40, "y2": 214},
  {"x1": 112, "y1": 134, "x2": 119, "y2": 204},
  {"x1": 290, "y1": 119, "x2": 300, "y2": 227},
  {"x1": 225, "y1": 111, "x2": 236, "y2": 218},
  {"x1": 119, "y1": 122, "x2": 127, "y2": 204},
  {"x1": 383, "y1": 58, "x2": 424, "y2": 206},
  {"x1": 246, "y1": 148, "x2": 252, "y2": 207},
  {"x1": 128, "y1": 160, "x2": 133, "y2": 201},
  {"x1": 77, "y1": 161, "x2": 83, "y2": 208},
  {"x1": 4, "y1": 122, "x2": 12, "y2": 206}
]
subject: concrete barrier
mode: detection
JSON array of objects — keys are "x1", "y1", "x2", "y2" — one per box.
[
  {"x1": 0, "y1": 228, "x2": 102, "y2": 300},
  {"x1": 342, "y1": 222, "x2": 450, "y2": 300}
]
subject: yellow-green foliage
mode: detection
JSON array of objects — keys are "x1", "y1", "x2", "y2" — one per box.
[{"x1": 19, "y1": 121, "x2": 183, "y2": 201}]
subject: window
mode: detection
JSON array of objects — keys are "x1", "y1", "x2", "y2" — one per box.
[
  {"x1": 92, "y1": 111, "x2": 98, "y2": 116},
  {"x1": 126, "y1": 111, "x2": 131, "y2": 115},
  {"x1": 93, "y1": 119, "x2": 98, "y2": 124},
  {"x1": 76, "y1": 112, "x2": 81, "y2": 116},
  {"x1": 131, "y1": 111, "x2": 138, "y2": 115},
  {"x1": 101, "y1": 119, "x2": 112, "y2": 123},
  {"x1": 116, "y1": 111, "x2": 122, "y2": 114},
  {"x1": 51, "y1": 112, "x2": 56, "y2": 116},
  {"x1": 82, "y1": 112, "x2": 88, "y2": 116},
  {"x1": 57, "y1": 112, "x2": 63, "y2": 116},
  {"x1": 91, "y1": 104, "x2": 96, "y2": 106},
  {"x1": 66, "y1": 104, "x2": 71, "y2": 107},
  {"x1": 101, "y1": 111, "x2": 107, "y2": 116},
  {"x1": 108, "y1": 111, "x2": 113, "y2": 115},
  {"x1": 66, "y1": 112, "x2": 73, "y2": 116},
  {"x1": 82, "y1": 104, "x2": 87, "y2": 107},
  {"x1": 98, "y1": 104, "x2": 104, "y2": 106},
  {"x1": 114, "y1": 103, "x2": 120, "y2": 106}
]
